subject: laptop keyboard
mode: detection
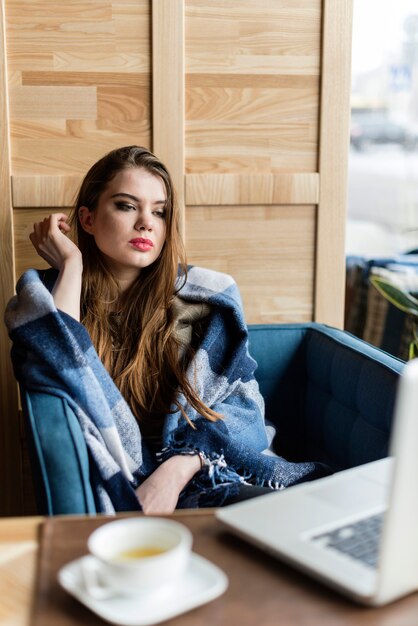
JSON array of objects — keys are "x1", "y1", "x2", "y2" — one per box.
[{"x1": 311, "y1": 512, "x2": 384, "y2": 569}]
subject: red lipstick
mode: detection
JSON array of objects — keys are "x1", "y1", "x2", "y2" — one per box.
[{"x1": 129, "y1": 238, "x2": 154, "y2": 251}]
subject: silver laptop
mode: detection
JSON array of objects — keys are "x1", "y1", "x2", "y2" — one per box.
[{"x1": 216, "y1": 358, "x2": 418, "y2": 606}]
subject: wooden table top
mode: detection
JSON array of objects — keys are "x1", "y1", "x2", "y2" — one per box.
[
  {"x1": 1, "y1": 512, "x2": 418, "y2": 626},
  {"x1": 0, "y1": 516, "x2": 41, "y2": 626}
]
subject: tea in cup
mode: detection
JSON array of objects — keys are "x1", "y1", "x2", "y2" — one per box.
[{"x1": 83, "y1": 517, "x2": 193, "y2": 598}]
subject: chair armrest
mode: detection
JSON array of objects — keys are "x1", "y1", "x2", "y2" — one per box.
[
  {"x1": 248, "y1": 323, "x2": 404, "y2": 471},
  {"x1": 21, "y1": 388, "x2": 97, "y2": 515}
]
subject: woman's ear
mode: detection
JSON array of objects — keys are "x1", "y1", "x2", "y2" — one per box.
[{"x1": 78, "y1": 206, "x2": 95, "y2": 234}]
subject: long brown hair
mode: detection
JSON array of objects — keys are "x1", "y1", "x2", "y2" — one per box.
[{"x1": 70, "y1": 146, "x2": 220, "y2": 427}]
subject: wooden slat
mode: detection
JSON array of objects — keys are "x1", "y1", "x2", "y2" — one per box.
[
  {"x1": 152, "y1": 0, "x2": 185, "y2": 231},
  {"x1": 186, "y1": 54, "x2": 320, "y2": 76},
  {"x1": 187, "y1": 73, "x2": 318, "y2": 88},
  {"x1": 185, "y1": 1, "x2": 321, "y2": 56},
  {"x1": 6, "y1": 2, "x2": 112, "y2": 20},
  {"x1": 186, "y1": 205, "x2": 315, "y2": 323},
  {"x1": 10, "y1": 85, "x2": 97, "y2": 119},
  {"x1": 186, "y1": 173, "x2": 319, "y2": 205},
  {"x1": 0, "y1": 0, "x2": 22, "y2": 516},
  {"x1": 12, "y1": 137, "x2": 152, "y2": 177},
  {"x1": 12, "y1": 175, "x2": 81, "y2": 207},
  {"x1": 185, "y1": 121, "x2": 318, "y2": 174},
  {"x1": 314, "y1": 0, "x2": 353, "y2": 327},
  {"x1": 186, "y1": 86, "x2": 318, "y2": 125},
  {"x1": 21, "y1": 71, "x2": 150, "y2": 86},
  {"x1": 52, "y1": 52, "x2": 150, "y2": 72}
]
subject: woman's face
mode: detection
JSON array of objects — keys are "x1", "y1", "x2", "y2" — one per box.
[{"x1": 79, "y1": 167, "x2": 167, "y2": 288}]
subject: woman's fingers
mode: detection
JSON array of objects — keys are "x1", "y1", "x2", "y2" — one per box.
[
  {"x1": 50, "y1": 212, "x2": 70, "y2": 230},
  {"x1": 58, "y1": 219, "x2": 71, "y2": 233}
]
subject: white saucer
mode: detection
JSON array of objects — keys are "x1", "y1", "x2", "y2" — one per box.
[{"x1": 58, "y1": 552, "x2": 228, "y2": 626}]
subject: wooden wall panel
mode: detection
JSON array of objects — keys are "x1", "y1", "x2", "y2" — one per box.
[
  {"x1": 185, "y1": 0, "x2": 321, "y2": 174},
  {"x1": 186, "y1": 205, "x2": 315, "y2": 323},
  {"x1": 184, "y1": 0, "x2": 324, "y2": 329},
  {"x1": 186, "y1": 173, "x2": 319, "y2": 206},
  {"x1": 0, "y1": 0, "x2": 22, "y2": 516},
  {"x1": 12, "y1": 175, "x2": 81, "y2": 208},
  {"x1": 6, "y1": 0, "x2": 151, "y2": 177}
]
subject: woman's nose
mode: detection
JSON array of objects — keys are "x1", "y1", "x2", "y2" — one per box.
[{"x1": 134, "y1": 213, "x2": 153, "y2": 231}]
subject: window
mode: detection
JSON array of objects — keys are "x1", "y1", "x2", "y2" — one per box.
[{"x1": 347, "y1": 0, "x2": 418, "y2": 257}]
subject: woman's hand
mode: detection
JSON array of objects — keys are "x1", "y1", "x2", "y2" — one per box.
[
  {"x1": 136, "y1": 454, "x2": 201, "y2": 514},
  {"x1": 29, "y1": 213, "x2": 81, "y2": 270},
  {"x1": 30, "y1": 213, "x2": 83, "y2": 320}
]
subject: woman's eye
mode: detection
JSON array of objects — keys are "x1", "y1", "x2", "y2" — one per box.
[
  {"x1": 154, "y1": 210, "x2": 166, "y2": 218},
  {"x1": 115, "y1": 202, "x2": 135, "y2": 211}
]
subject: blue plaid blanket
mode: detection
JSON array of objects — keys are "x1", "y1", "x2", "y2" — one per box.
[{"x1": 5, "y1": 266, "x2": 329, "y2": 512}]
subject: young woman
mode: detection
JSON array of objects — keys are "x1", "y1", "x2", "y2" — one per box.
[{"x1": 7, "y1": 146, "x2": 329, "y2": 514}]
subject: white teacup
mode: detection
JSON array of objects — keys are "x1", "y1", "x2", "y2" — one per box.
[{"x1": 82, "y1": 517, "x2": 193, "y2": 598}]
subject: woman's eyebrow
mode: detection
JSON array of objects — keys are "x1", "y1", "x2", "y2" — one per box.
[
  {"x1": 111, "y1": 192, "x2": 138, "y2": 201},
  {"x1": 111, "y1": 193, "x2": 166, "y2": 205}
]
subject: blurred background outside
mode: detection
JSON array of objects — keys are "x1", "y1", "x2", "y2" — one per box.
[{"x1": 347, "y1": 0, "x2": 418, "y2": 257}]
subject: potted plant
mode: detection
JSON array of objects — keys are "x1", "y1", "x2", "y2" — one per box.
[{"x1": 370, "y1": 267, "x2": 418, "y2": 359}]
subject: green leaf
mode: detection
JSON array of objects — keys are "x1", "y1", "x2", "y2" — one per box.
[
  {"x1": 370, "y1": 274, "x2": 418, "y2": 318},
  {"x1": 409, "y1": 340, "x2": 418, "y2": 360}
]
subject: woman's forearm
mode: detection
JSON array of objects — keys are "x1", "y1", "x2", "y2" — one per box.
[
  {"x1": 135, "y1": 454, "x2": 201, "y2": 514},
  {"x1": 163, "y1": 454, "x2": 202, "y2": 492},
  {"x1": 51, "y1": 256, "x2": 83, "y2": 321}
]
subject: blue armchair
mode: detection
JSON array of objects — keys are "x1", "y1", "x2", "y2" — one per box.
[{"x1": 21, "y1": 323, "x2": 405, "y2": 515}]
